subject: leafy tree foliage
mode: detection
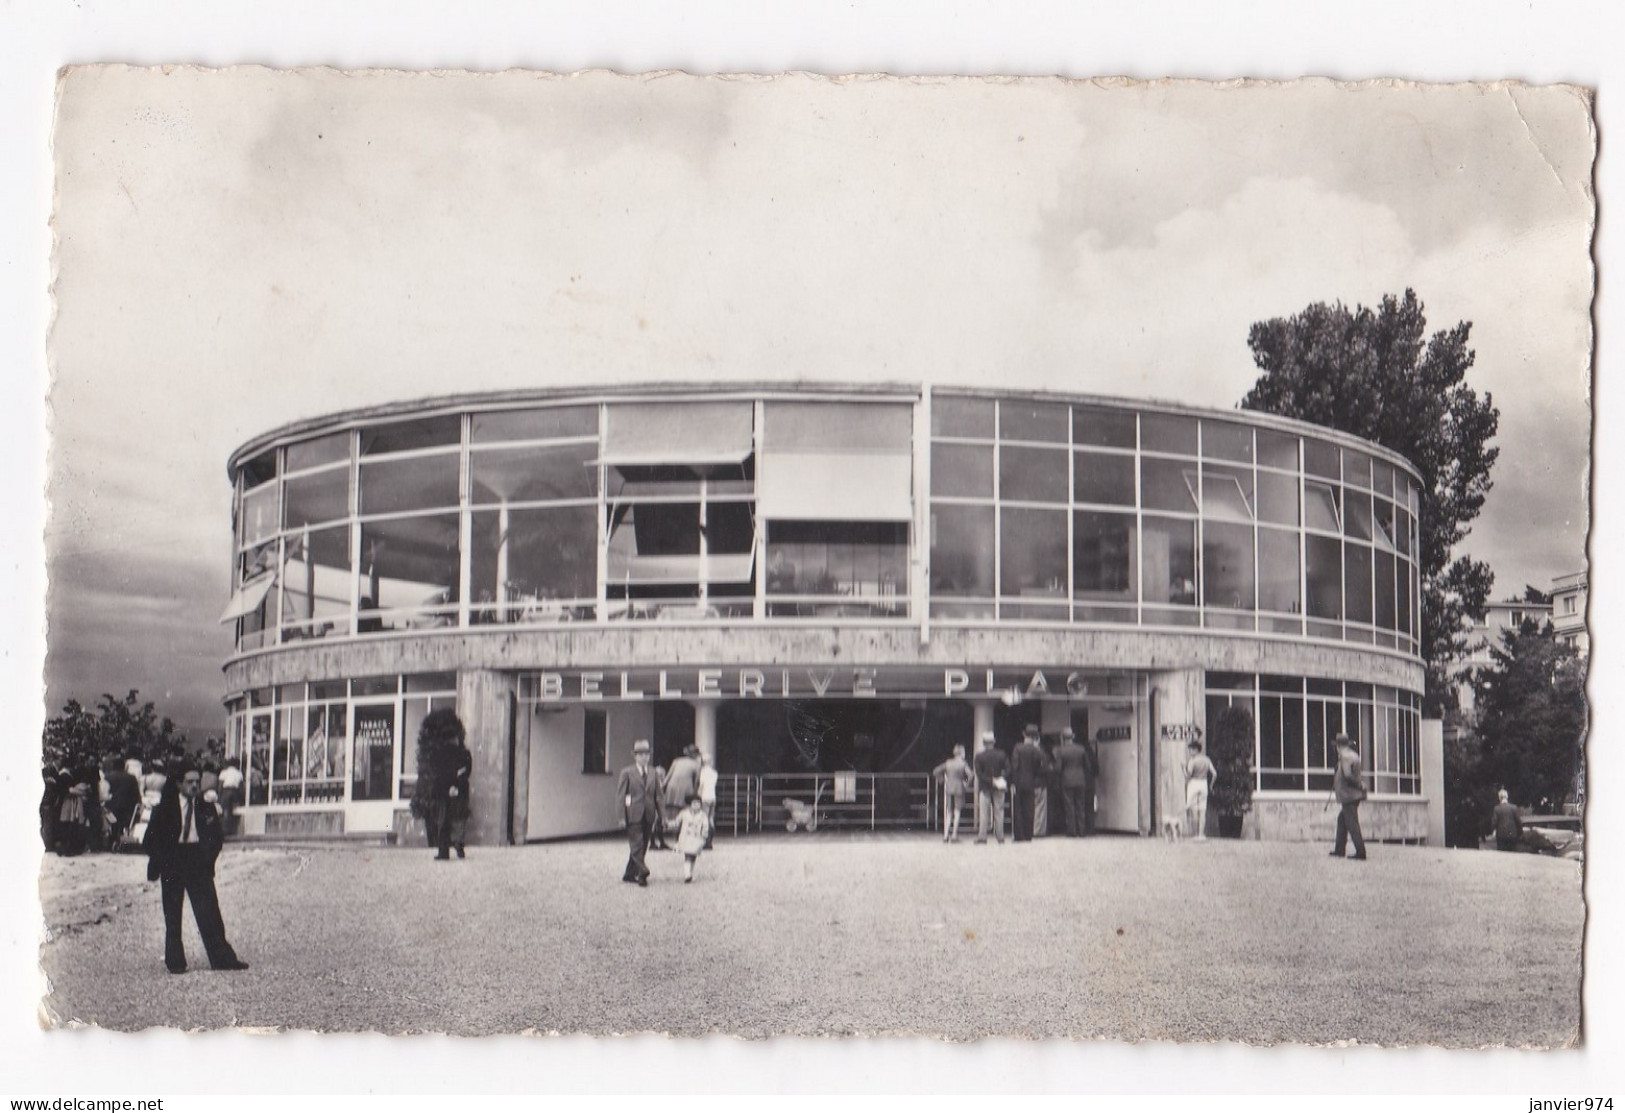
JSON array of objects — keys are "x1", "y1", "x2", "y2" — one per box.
[
  {"x1": 1242, "y1": 289, "x2": 1500, "y2": 713},
  {"x1": 1470, "y1": 619, "x2": 1587, "y2": 814},
  {"x1": 41, "y1": 690, "x2": 189, "y2": 771}
]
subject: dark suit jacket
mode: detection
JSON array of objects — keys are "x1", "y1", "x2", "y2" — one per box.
[
  {"x1": 972, "y1": 746, "x2": 1009, "y2": 790},
  {"x1": 616, "y1": 761, "x2": 663, "y2": 825},
  {"x1": 1009, "y1": 741, "x2": 1050, "y2": 791},
  {"x1": 142, "y1": 793, "x2": 224, "y2": 881},
  {"x1": 1054, "y1": 740, "x2": 1092, "y2": 787},
  {"x1": 105, "y1": 770, "x2": 140, "y2": 822}
]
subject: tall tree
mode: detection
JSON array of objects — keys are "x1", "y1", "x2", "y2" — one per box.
[
  {"x1": 1242, "y1": 289, "x2": 1500, "y2": 713},
  {"x1": 41, "y1": 690, "x2": 186, "y2": 770},
  {"x1": 1470, "y1": 619, "x2": 1587, "y2": 813}
]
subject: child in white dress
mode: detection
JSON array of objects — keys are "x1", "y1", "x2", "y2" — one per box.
[{"x1": 673, "y1": 795, "x2": 711, "y2": 883}]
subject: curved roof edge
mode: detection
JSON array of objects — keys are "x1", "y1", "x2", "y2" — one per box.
[{"x1": 226, "y1": 379, "x2": 1422, "y2": 481}]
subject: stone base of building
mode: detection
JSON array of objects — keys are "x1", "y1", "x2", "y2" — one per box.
[{"x1": 1248, "y1": 795, "x2": 1431, "y2": 844}]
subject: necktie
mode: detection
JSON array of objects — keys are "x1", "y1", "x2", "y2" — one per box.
[{"x1": 183, "y1": 800, "x2": 194, "y2": 844}]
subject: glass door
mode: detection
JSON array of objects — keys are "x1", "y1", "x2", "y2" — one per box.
[{"x1": 349, "y1": 699, "x2": 399, "y2": 831}]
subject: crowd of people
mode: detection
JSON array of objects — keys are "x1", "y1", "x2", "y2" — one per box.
[
  {"x1": 39, "y1": 753, "x2": 245, "y2": 857},
  {"x1": 931, "y1": 724, "x2": 1105, "y2": 845}
]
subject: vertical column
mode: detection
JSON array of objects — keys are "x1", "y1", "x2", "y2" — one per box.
[
  {"x1": 691, "y1": 699, "x2": 718, "y2": 763},
  {"x1": 972, "y1": 700, "x2": 996, "y2": 752},
  {"x1": 456, "y1": 668, "x2": 516, "y2": 846}
]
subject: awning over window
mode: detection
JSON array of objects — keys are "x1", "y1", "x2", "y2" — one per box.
[
  {"x1": 758, "y1": 452, "x2": 914, "y2": 521},
  {"x1": 219, "y1": 570, "x2": 276, "y2": 623},
  {"x1": 600, "y1": 402, "x2": 754, "y2": 467}
]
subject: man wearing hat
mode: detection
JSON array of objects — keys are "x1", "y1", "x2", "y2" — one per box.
[
  {"x1": 1009, "y1": 724, "x2": 1050, "y2": 843},
  {"x1": 616, "y1": 738, "x2": 662, "y2": 886},
  {"x1": 1053, "y1": 727, "x2": 1092, "y2": 837},
  {"x1": 1330, "y1": 733, "x2": 1368, "y2": 860},
  {"x1": 971, "y1": 730, "x2": 1009, "y2": 844}
]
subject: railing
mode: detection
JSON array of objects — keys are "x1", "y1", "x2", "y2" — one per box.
[{"x1": 710, "y1": 773, "x2": 1016, "y2": 836}]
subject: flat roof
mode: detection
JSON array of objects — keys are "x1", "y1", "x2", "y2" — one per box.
[{"x1": 227, "y1": 380, "x2": 1422, "y2": 480}]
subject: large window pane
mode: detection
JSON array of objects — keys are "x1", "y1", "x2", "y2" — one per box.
[
  {"x1": 286, "y1": 432, "x2": 350, "y2": 473},
  {"x1": 1073, "y1": 511, "x2": 1137, "y2": 603},
  {"x1": 1397, "y1": 558, "x2": 1413, "y2": 636},
  {"x1": 284, "y1": 467, "x2": 349, "y2": 528},
  {"x1": 766, "y1": 401, "x2": 913, "y2": 451},
  {"x1": 766, "y1": 521, "x2": 908, "y2": 614},
  {"x1": 1000, "y1": 401, "x2": 1068, "y2": 443},
  {"x1": 1073, "y1": 406, "x2": 1135, "y2": 449},
  {"x1": 1344, "y1": 542, "x2": 1373, "y2": 625},
  {"x1": 1343, "y1": 450, "x2": 1372, "y2": 489},
  {"x1": 930, "y1": 505, "x2": 994, "y2": 598},
  {"x1": 1305, "y1": 534, "x2": 1343, "y2": 620},
  {"x1": 470, "y1": 405, "x2": 596, "y2": 444},
  {"x1": 1202, "y1": 463, "x2": 1255, "y2": 522},
  {"x1": 1074, "y1": 451, "x2": 1135, "y2": 506},
  {"x1": 1257, "y1": 470, "x2": 1299, "y2": 526},
  {"x1": 280, "y1": 524, "x2": 353, "y2": 639},
  {"x1": 1202, "y1": 421, "x2": 1254, "y2": 463},
  {"x1": 999, "y1": 507, "x2": 1067, "y2": 596},
  {"x1": 1374, "y1": 550, "x2": 1397, "y2": 631},
  {"x1": 1304, "y1": 481, "x2": 1341, "y2": 533},
  {"x1": 1344, "y1": 490, "x2": 1373, "y2": 541},
  {"x1": 471, "y1": 505, "x2": 597, "y2": 619},
  {"x1": 1304, "y1": 438, "x2": 1340, "y2": 479},
  {"x1": 1000, "y1": 446, "x2": 1068, "y2": 503},
  {"x1": 1142, "y1": 516, "x2": 1197, "y2": 606},
  {"x1": 360, "y1": 453, "x2": 460, "y2": 516},
  {"x1": 1142, "y1": 457, "x2": 1199, "y2": 513},
  {"x1": 358, "y1": 514, "x2": 460, "y2": 630},
  {"x1": 932, "y1": 443, "x2": 994, "y2": 498},
  {"x1": 1140, "y1": 412, "x2": 1197, "y2": 455},
  {"x1": 1257, "y1": 430, "x2": 1299, "y2": 470},
  {"x1": 361, "y1": 415, "x2": 460, "y2": 456},
  {"x1": 470, "y1": 442, "x2": 597, "y2": 504},
  {"x1": 1203, "y1": 521, "x2": 1255, "y2": 611},
  {"x1": 241, "y1": 482, "x2": 279, "y2": 547},
  {"x1": 932, "y1": 395, "x2": 994, "y2": 439},
  {"x1": 1258, "y1": 526, "x2": 1301, "y2": 615}
]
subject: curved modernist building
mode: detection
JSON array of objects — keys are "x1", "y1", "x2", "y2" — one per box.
[{"x1": 221, "y1": 383, "x2": 1431, "y2": 844}]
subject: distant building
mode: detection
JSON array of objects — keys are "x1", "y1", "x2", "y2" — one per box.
[
  {"x1": 1454, "y1": 597, "x2": 1554, "y2": 713},
  {"x1": 1549, "y1": 569, "x2": 1588, "y2": 655}
]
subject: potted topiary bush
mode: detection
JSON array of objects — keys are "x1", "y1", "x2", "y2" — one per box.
[{"x1": 1207, "y1": 704, "x2": 1255, "y2": 838}]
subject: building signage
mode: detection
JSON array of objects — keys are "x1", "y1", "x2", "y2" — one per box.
[{"x1": 520, "y1": 666, "x2": 1138, "y2": 703}]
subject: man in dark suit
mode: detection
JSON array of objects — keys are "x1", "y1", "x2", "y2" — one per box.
[
  {"x1": 1054, "y1": 728, "x2": 1091, "y2": 838},
  {"x1": 971, "y1": 731, "x2": 1009, "y2": 844},
  {"x1": 1081, "y1": 734, "x2": 1100, "y2": 835},
  {"x1": 1009, "y1": 724, "x2": 1050, "y2": 843},
  {"x1": 616, "y1": 738, "x2": 662, "y2": 887},
  {"x1": 142, "y1": 763, "x2": 248, "y2": 974}
]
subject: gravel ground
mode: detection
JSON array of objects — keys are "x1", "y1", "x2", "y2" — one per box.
[{"x1": 37, "y1": 835, "x2": 1583, "y2": 1045}]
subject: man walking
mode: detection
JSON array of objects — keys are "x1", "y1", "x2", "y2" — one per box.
[
  {"x1": 1009, "y1": 724, "x2": 1049, "y2": 843},
  {"x1": 616, "y1": 739, "x2": 662, "y2": 886},
  {"x1": 1490, "y1": 789, "x2": 1523, "y2": 851},
  {"x1": 972, "y1": 731, "x2": 1009, "y2": 844},
  {"x1": 142, "y1": 762, "x2": 249, "y2": 974},
  {"x1": 1329, "y1": 733, "x2": 1367, "y2": 860},
  {"x1": 1053, "y1": 728, "x2": 1090, "y2": 837}
]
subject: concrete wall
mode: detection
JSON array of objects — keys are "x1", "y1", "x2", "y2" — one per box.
[
  {"x1": 1149, "y1": 667, "x2": 1205, "y2": 834},
  {"x1": 1421, "y1": 718, "x2": 1445, "y2": 847},
  {"x1": 224, "y1": 623, "x2": 1423, "y2": 697},
  {"x1": 457, "y1": 668, "x2": 514, "y2": 847},
  {"x1": 523, "y1": 701, "x2": 654, "y2": 840},
  {"x1": 1250, "y1": 796, "x2": 1429, "y2": 843}
]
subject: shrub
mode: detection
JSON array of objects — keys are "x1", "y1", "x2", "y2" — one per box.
[{"x1": 1208, "y1": 705, "x2": 1255, "y2": 817}]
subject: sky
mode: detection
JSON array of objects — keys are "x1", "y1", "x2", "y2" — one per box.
[{"x1": 45, "y1": 68, "x2": 1595, "y2": 733}]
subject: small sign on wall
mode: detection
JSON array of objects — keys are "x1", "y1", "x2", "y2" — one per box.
[{"x1": 833, "y1": 771, "x2": 857, "y2": 803}]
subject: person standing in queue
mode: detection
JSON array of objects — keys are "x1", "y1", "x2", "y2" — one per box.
[
  {"x1": 1329, "y1": 733, "x2": 1368, "y2": 860},
  {"x1": 972, "y1": 731, "x2": 1009, "y2": 845},
  {"x1": 142, "y1": 762, "x2": 249, "y2": 974},
  {"x1": 1053, "y1": 728, "x2": 1090, "y2": 837},
  {"x1": 616, "y1": 739, "x2": 662, "y2": 887},
  {"x1": 931, "y1": 744, "x2": 973, "y2": 843},
  {"x1": 1009, "y1": 724, "x2": 1049, "y2": 843}
]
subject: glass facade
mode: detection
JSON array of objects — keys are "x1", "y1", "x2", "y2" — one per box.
[
  {"x1": 226, "y1": 674, "x2": 457, "y2": 811},
  {"x1": 1206, "y1": 673, "x2": 1423, "y2": 796},
  {"x1": 229, "y1": 389, "x2": 1422, "y2": 662}
]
